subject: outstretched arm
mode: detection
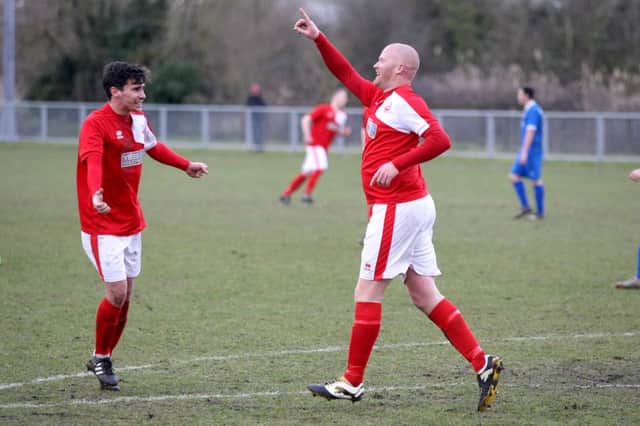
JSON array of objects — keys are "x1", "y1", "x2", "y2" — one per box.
[
  {"x1": 294, "y1": 8, "x2": 376, "y2": 106},
  {"x1": 147, "y1": 143, "x2": 208, "y2": 178}
]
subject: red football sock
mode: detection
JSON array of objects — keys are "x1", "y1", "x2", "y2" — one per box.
[
  {"x1": 304, "y1": 170, "x2": 323, "y2": 195},
  {"x1": 108, "y1": 301, "x2": 130, "y2": 355},
  {"x1": 343, "y1": 302, "x2": 382, "y2": 386},
  {"x1": 94, "y1": 298, "x2": 121, "y2": 356},
  {"x1": 428, "y1": 299, "x2": 486, "y2": 373},
  {"x1": 283, "y1": 173, "x2": 307, "y2": 196}
]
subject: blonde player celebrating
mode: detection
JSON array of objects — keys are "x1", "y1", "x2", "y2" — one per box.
[
  {"x1": 77, "y1": 62, "x2": 208, "y2": 390},
  {"x1": 615, "y1": 168, "x2": 640, "y2": 289},
  {"x1": 280, "y1": 88, "x2": 351, "y2": 204},
  {"x1": 294, "y1": 9, "x2": 503, "y2": 412}
]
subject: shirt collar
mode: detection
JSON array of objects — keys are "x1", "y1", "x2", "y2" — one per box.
[
  {"x1": 105, "y1": 102, "x2": 132, "y2": 123},
  {"x1": 524, "y1": 100, "x2": 536, "y2": 111}
]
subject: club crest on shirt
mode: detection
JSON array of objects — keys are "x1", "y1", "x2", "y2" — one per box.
[
  {"x1": 116, "y1": 130, "x2": 124, "y2": 140},
  {"x1": 121, "y1": 150, "x2": 144, "y2": 168},
  {"x1": 366, "y1": 117, "x2": 377, "y2": 139}
]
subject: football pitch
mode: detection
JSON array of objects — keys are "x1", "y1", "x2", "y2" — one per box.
[{"x1": 1, "y1": 142, "x2": 639, "y2": 425}]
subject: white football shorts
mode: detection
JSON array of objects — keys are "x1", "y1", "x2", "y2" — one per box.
[
  {"x1": 301, "y1": 145, "x2": 328, "y2": 174},
  {"x1": 81, "y1": 231, "x2": 142, "y2": 283},
  {"x1": 360, "y1": 195, "x2": 441, "y2": 281}
]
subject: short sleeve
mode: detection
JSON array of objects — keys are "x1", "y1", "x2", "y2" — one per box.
[
  {"x1": 525, "y1": 109, "x2": 539, "y2": 131},
  {"x1": 376, "y1": 92, "x2": 431, "y2": 136},
  {"x1": 143, "y1": 122, "x2": 158, "y2": 151},
  {"x1": 131, "y1": 112, "x2": 158, "y2": 151}
]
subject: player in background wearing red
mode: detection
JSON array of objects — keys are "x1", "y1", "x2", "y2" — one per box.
[
  {"x1": 77, "y1": 62, "x2": 208, "y2": 390},
  {"x1": 294, "y1": 9, "x2": 503, "y2": 412},
  {"x1": 279, "y1": 88, "x2": 351, "y2": 204},
  {"x1": 615, "y1": 168, "x2": 640, "y2": 289}
]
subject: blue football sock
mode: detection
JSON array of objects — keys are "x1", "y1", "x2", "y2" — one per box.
[
  {"x1": 534, "y1": 184, "x2": 545, "y2": 217},
  {"x1": 512, "y1": 181, "x2": 529, "y2": 209},
  {"x1": 636, "y1": 245, "x2": 640, "y2": 279}
]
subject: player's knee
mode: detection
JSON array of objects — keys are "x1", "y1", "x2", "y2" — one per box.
[
  {"x1": 509, "y1": 174, "x2": 520, "y2": 182},
  {"x1": 411, "y1": 293, "x2": 443, "y2": 314},
  {"x1": 105, "y1": 282, "x2": 128, "y2": 307},
  {"x1": 354, "y1": 279, "x2": 387, "y2": 302},
  {"x1": 410, "y1": 294, "x2": 430, "y2": 313},
  {"x1": 406, "y1": 275, "x2": 443, "y2": 314},
  {"x1": 110, "y1": 293, "x2": 127, "y2": 308},
  {"x1": 107, "y1": 293, "x2": 126, "y2": 308},
  {"x1": 354, "y1": 288, "x2": 384, "y2": 303}
]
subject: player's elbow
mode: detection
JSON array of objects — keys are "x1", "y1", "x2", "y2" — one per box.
[{"x1": 436, "y1": 129, "x2": 452, "y2": 153}]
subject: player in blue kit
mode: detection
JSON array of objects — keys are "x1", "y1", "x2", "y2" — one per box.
[
  {"x1": 615, "y1": 168, "x2": 640, "y2": 289},
  {"x1": 510, "y1": 87, "x2": 545, "y2": 220}
]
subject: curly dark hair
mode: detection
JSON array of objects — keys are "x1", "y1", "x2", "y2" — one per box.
[{"x1": 102, "y1": 61, "x2": 149, "y2": 99}]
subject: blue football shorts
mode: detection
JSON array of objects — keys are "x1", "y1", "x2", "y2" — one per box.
[{"x1": 511, "y1": 155, "x2": 542, "y2": 180}]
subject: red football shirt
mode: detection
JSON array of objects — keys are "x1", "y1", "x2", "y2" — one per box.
[
  {"x1": 314, "y1": 33, "x2": 451, "y2": 205},
  {"x1": 308, "y1": 103, "x2": 347, "y2": 149},
  {"x1": 76, "y1": 103, "x2": 158, "y2": 236}
]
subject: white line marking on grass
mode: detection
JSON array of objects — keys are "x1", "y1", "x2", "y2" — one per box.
[
  {"x1": 190, "y1": 345, "x2": 346, "y2": 362},
  {"x1": 0, "y1": 390, "x2": 294, "y2": 410},
  {"x1": 1, "y1": 331, "x2": 638, "y2": 392},
  {"x1": 0, "y1": 364, "x2": 152, "y2": 391},
  {"x1": 1, "y1": 382, "x2": 639, "y2": 410}
]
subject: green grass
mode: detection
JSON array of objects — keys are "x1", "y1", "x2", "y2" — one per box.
[{"x1": 1, "y1": 142, "x2": 639, "y2": 425}]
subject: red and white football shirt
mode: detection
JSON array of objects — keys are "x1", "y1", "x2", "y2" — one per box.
[
  {"x1": 76, "y1": 103, "x2": 158, "y2": 236},
  {"x1": 308, "y1": 103, "x2": 347, "y2": 149},
  {"x1": 314, "y1": 33, "x2": 451, "y2": 205},
  {"x1": 361, "y1": 86, "x2": 439, "y2": 204}
]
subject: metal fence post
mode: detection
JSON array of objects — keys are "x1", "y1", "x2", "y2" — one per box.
[
  {"x1": 289, "y1": 110, "x2": 298, "y2": 151},
  {"x1": 596, "y1": 115, "x2": 605, "y2": 161},
  {"x1": 485, "y1": 113, "x2": 495, "y2": 159},
  {"x1": 40, "y1": 104, "x2": 47, "y2": 141},
  {"x1": 2, "y1": 0, "x2": 17, "y2": 142},
  {"x1": 79, "y1": 104, "x2": 87, "y2": 132},
  {"x1": 542, "y1": 115, "x2": 549, "y2": 160},
  {"x1": 201, "y1": 109, "x2": 209, "y2": 145},
  {"x1": 245, "y1": 108, "x2": 253, "y2": 149},
  {"x1": 159, "y1": 107, "x2": 168, "y2": 142}
]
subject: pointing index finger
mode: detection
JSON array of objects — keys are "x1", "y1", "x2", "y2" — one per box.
[{"x1": 299, "y1": 7, "x2": 311, "y2": 22}]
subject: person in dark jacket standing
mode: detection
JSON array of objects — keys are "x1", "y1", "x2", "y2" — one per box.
[{"x1": 246, "y1": 83, "x2": 267, "y2": 152}]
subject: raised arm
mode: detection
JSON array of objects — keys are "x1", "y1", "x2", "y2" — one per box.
[{"x1": 294, "y1": 8, "x2": 376, "y2": 106}]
